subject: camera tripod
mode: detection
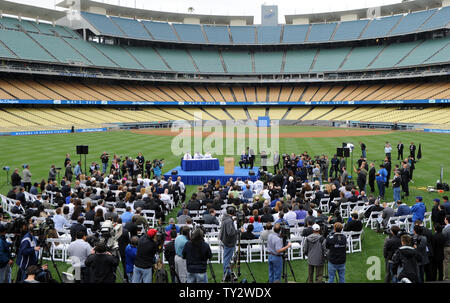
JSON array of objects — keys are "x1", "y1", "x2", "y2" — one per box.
[
  {"x1": 223, "y1": 233, "x2": 257, "y2": 283},
  {"x1": 281, "y1": 238, "x2": 296, "y2": 283},
  {"x1": 207, "y1": 259, "x2": 217, "y2": 283},
  {"x1": 38, "y1": 235, "x2": 62, "y2": 282}
]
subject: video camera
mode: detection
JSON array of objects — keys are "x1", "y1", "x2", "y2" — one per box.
[
  {"x1": 2, "y1": 166, "x2": 10, "y2": 171},
  {"x1": 280, "y1": 222, "x2": 290, "y2": 241},
  {"x1": 235, "y1": 211, "x2": 245, "y2": 229},
  {"x1": 33, "y1": 218, "x2": 56, "y2": 247}
]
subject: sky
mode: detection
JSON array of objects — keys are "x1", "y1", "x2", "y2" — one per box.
[{"x1": 12, "y1": 0, "x2": 403, "y2": 23}]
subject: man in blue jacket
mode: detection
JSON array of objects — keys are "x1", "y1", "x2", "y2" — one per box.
[
  {"x1": 16, "y1": 224, "x2": 40, "y2": 282},
  {"x1": 410, "y1": 197, "x2": 426, "y2": 233},
  {"x1": 376, "y1": 164, "x2": 388, "y2": 199},
  {"x1": 395, "y1": 201, "x2": 411, "y2": 216},
  {"x1": 0, "y1": 225, "x2": 13, "y2": 283}
]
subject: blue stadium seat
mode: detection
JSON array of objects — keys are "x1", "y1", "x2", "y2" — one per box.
[
  {"x1": 0, "y1": 17, "x2": 39, "y2": 33},
  {"x1": 312, "y1": 47, "x2": 351, "y2": 72},
  {"x1": 29, "y1": 33, "x2": 89, "y2": 64},
  {"x1": 369, "y1": 41, "x2": 421, "y2": 69},
  {"x1": 389, "y1": 9, "x2": 436, "y2": 35},
  {"x1": 63, "y1": 38, "x2": 117, "y2": 67},
  {"x1": 94, "y1": 44, "x2": 144, "y2": 70},
  {"x1": 189, "y1": 49, "x2": 224, "y2": 73},
  {"x1": 203, "y1": 25, "x2": 230, "y2": 44},
  {"x1": 0, "y1": 29, "x2": 54, "y2": 62},
  {"x1": 229, "y1": 26, "x2": 256, "y2": 44},
  {"x1": 307, "y1": 23, "x2": 337, "y2": 42},
  {"x1": 156, "y1": 48, "x2": 197, "y2": 72},
  {"x1": 424, "y1": 42, "x2": 450, "y2": 64},
  {"x1": 397, "y1": 37, "x2": 449, "y2": 67},
  {"x1": 221, "y1": 50, "x2": 252, "y2": 73},
  {"x1": 172, "y1": 24, "x2": 206, "y2": 43},
  {"x1": 257, "y1": 26, "x2": 282, "y2": 44},
  {"x1": 110, "y1": 16, "x2": 152, "y2": 40},
  {"x1": 420, "y1": 6, "x2": 450, "y2": 30},
  {"x1": 282, "y1": 24, "x2": 309, "y2": 43},
  {"x1": 333, "y1": 20, "x2": 369, "y2": 41},
  {"x1": 361, "y1": 15, "x2": 402, "y2": 39},
  {"x1": 284, "y1": 49, "x2": 317, "y2": 73},
  {"x1": 339, "y1": 45, "x2": 384, "y2": 71},
  {"x1": 81, "y1": 12, "x2": 125, "y2": 37},
  {"x1": 124, "y1": 46, "x2": 169, "y2": 71},
  {"x1": 142, "y1": 21, "x2": 178, "y2": 42},
  {"x1": 254, "y1": 51, "x2": 283, "y2": 73}
]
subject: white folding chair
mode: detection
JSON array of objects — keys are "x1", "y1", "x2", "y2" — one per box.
[
  {"x1": 423, "y1": 212, "x2": 432, "y2": 229},
  {"x1": 248, "y1": 239, "x2": 263, "y2": 263},
  {"x1": 289, "y1": 236, "x2": 304, "y2": 260}
]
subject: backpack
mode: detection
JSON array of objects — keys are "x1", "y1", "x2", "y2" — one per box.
[{"x1": 154, "y1": 267, "x2": 168, "y2": 283}]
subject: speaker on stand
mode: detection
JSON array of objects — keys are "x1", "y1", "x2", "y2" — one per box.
[{"x1": 76, "y1": 145, "x2": 89, "y2": 176}]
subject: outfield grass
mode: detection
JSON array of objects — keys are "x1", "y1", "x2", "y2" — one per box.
[{"x1": 1, "y1": 126, "x2": 448, "y2": 283}]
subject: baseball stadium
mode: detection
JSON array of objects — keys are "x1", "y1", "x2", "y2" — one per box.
[{"x1": 0, "y1": 0, "x2": 449, "y2": 285}]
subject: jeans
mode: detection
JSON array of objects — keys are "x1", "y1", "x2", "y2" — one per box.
[
  {"x1": 377, "y1": 180, "x2": 385, "y2": 198},
  {"x1": 102, "y1": 163, "x2": 108, "y2": 174},
  {"x1": 175, "y1": 255, "x2": 187, "y2": 283},
  {"x1": 362, "y1": 150, "x2": 366, "y2": 158},
  {"x1": 393, "y1": 186, "x2": 401, "y2": 202},
  {"x1": 187, "y1": 272, "x2": 208, "y2": 283},
  {"x1": 328, "y1": 262, "x2": 345, "y2": 283},
  {"x1": 132, "y1": 266, "x2": 152, "y2": 283},
  {"x1": 223, "y1": 245, "x2": 235, "y2": 278},
  {"x1": 0, "y1": 265, "x2": 11, "y2": 283},
  {"x1": 268, "y1": 255, "x2": 282, "y2": 283},
  {"x1": 127, "y1": 272, "x2": 133, "y2": 282}
]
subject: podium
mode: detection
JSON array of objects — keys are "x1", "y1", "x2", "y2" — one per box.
[{"x1": 224, "y1": 157, "x2": 235, "y2": 175}]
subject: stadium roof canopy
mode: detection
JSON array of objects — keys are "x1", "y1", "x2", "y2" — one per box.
[
  {"x1": 285, "y1": 0, "x2": 444, "y2": 23},
  {"x1": 56, "y1": 0, "x2": 254, "y2": 25},
  {"x1": 0, "y1": 0, "x2": 66, "y2": 22}
]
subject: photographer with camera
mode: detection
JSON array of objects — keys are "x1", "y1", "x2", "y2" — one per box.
[
  {"x1": 325, "y1": 222, "x2": 347, "y2": 283},
  {"x1": 132, "y1": 228, "x2": 158, "y2": 283},
  {"x1": 267, "y1": 223, "x2": 291, "y2": 283},
  {"x1": 219, "y1": 206, "x2": 239, "y2": 282},
  {"x1": 392, "y1": 234, "x2": 421, "y2": 283},
  {"x1": 100, "y1": 152, "x2": 110, "y2": 174},
  {"x1": 85, "y1": 242, "x2": 119, "y2": 283},
  {"x1": 0, "y1": 224, "x2": 13, "y2": 283},
  {"x1": 16, "y1": 223, "x2": 40, "y2": 282},
  {"x1": 383, "y1": 226, "x2": 402, "y2": 282}
]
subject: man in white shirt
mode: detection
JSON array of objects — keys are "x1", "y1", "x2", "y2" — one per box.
[
  {"x1": 183, "y1": 152, "x2": 192, "y2": 160},
  {"x1": 285, "y1": 206, "x2": 297, "y2": 222},
  {"x1": 203, "y1": 152, "x2": 212, "y2": 159},
  {"x1": 253, "y1": 179, "x2": 264, "y2": 193},
  {"x1": 193, "y1": 152, "x2": 203, "y2": 160},
  {"x1": 384, "y1": 142, "x2": 392, "y2": 161},
  {"x1": 160, "y1": 189, "x2": 172, "y2": 209}
]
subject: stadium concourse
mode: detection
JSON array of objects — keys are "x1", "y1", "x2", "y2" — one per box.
[{"x1": 0, "y1": 0, "x2": 449, "y2": 286}]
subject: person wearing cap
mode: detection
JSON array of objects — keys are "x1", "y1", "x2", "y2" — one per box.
[
  {"x1": 132, "y1": 229, "x2": 157, "y2": 283},
  {"x1": 432, "y1": 199, "x2": 446, "y2": 226},
  {"x1": 0, "y1": 224, "x2": 13, "y2": 283},
  {"x1": 303, "y1": 224, "x2": 326, "y2": 283},
  {"x1": 410, "y1": 197, "x2": 426, "y2": 233},
  {"x1": 85, "y1": 243, "x2": 119, "y2": 283},
  {"x1": 442, "y1": 196, "x2": 450, "y2": 215}
]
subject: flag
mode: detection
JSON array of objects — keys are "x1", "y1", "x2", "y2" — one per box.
[{"x1": 417, "y1": 143, "x2": 422, "y2": 160}]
